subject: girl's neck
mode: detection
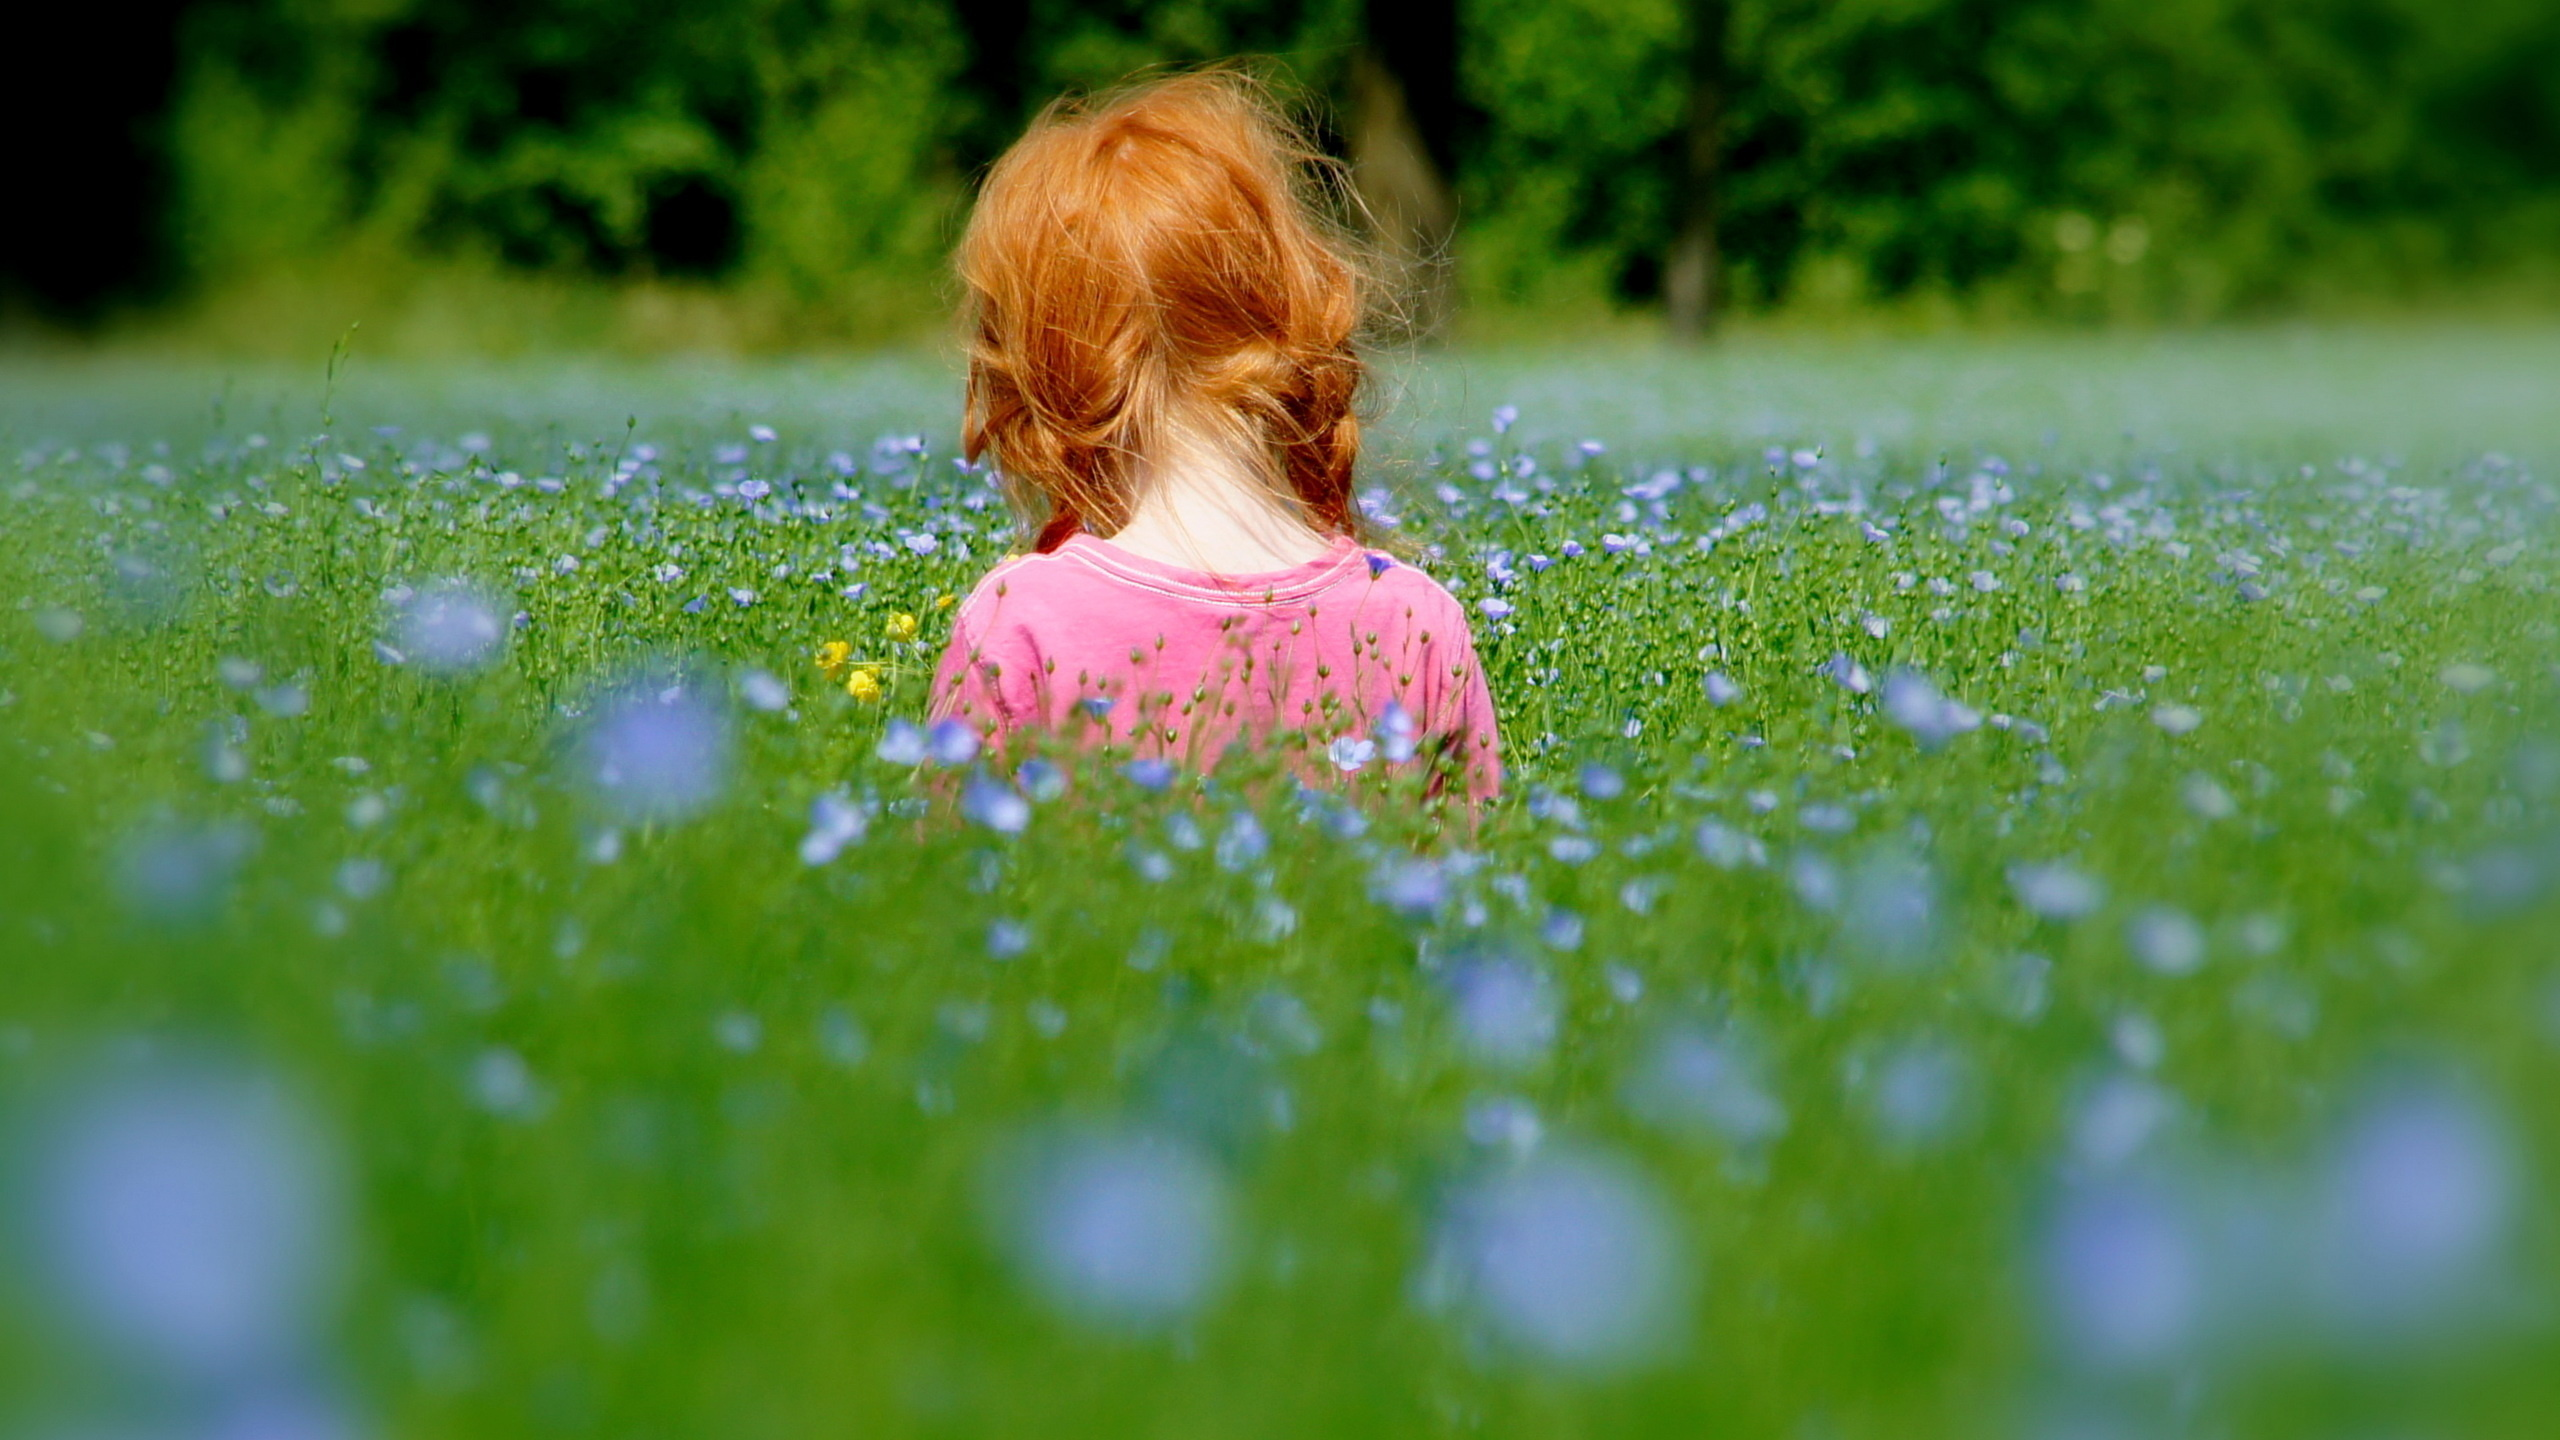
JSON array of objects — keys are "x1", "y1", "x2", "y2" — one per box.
[{"x1": 1101, "y1": 421, "x2": 1336, "y2": 574}]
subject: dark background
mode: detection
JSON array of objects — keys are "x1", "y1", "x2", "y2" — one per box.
[{"x1": 10, "y1": 0, "x2": 2558, "y2": 340}]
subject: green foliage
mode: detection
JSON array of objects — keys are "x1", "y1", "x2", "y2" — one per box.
[
  {"x1": 145, "y1": 0, "x2": 2560, "y2": 340},
  {"x1": 2, "y1": 341, "x2": 2558, "y2": 1432}
]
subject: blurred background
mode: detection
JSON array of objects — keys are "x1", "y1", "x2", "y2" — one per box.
[{"x1": 9, "y1": 0, "x2": 2560, "y2": 355}]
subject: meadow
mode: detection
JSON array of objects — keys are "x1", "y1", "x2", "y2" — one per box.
[{"x1": 2, "y1": 325, "x2": 2557, "y2": 1439}]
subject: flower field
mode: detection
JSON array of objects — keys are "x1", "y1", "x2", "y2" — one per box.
[{"x1": 3, "y1": 330, "x2": 2557, "y2": 1438}]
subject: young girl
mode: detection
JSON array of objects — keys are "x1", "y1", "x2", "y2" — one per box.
[{"x1": 927, "y1": 72, "x2": 1501, "y2": 801}]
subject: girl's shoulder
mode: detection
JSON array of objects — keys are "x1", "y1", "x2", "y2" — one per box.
[{"x1": 955, "y1": 548, "x2": 1080, "y2": 603}]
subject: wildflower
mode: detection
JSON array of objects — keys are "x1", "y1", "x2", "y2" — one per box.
[
  {"x1": 843, "y1": 667, "x2": 883, "y2": 704},
  {"x1": 1328, "y1": 735, "x2": 1376, "y2": 773},
  {"x1": 876, "y1": 719, "x2": 927, "y2": 766},
  {"x1": 2314, "y1": 1078, "x2": 2518, "y2": 1327},
  {"x1": 1824, "y1": 653, "x2": 1874, "y2": 695},
  {"x1": 1215, "y1": 812, "x2": 1268, "y2": 872},
  {"x1": 1018, "y1": 757, "x2": 1067, "y2": 801},
  {"x1": 1479, "y1": 597, "x2": 1515, "y2": 621},
  {"x1": 1376, "y1": 701, "x2": 1419, "y2": 762},
  {"x1": 963, "y1": 774, "x2": 1031, "y2": 835},
  {"x1": 1625, "y1": 1026, "x2": 1789, "y2": 1146},
  {"x1": 987, "y1": 919, "x2": 1032, "y2": 958},
  {"x1": 799, "y1": 791, "x2": 873, "y2": 865},
  {"x1": 1448, "y1": 955, "x2": 1559, "y2": 1070},
  {"x1": 577, "y1": 676, "x2": 732, "y2": 823},
  {"x1": 927, "y1": 718, "x2": 981, "y2": 766},
  {"x1": 2150, "y1": 704, "x2": 2203, "y2": 736},
  {"x1": 739, "y1": 669, "x2": 790, "y2": 713},
  {"x1": 394, "y1": 580, "x2": 507, "y2": 675},
  {"x1": 990, "y1": 1127, "x2": 1233, "y2": 1332},
  {"x1": 1423, "y1": 1147, "x2": 1686, "y2": 1371},
  {"x1": 814, "y1": 640, "x2": 852, "y2": 676},
  {"x1": 2180, "y1": 773, "x2": 2235, "y2": 820},
  {"x1": 27, "y1": 1066, "x2": 346, "y2": 1379},
  {"x1": 2042, "y1": 1179, "x2": 2202, "y2": 1370},
  {"x1": 2012, "y1": 861, "x2": 2105, "y2": 921},
  {"x1": 2125, "y1": 906, "x2": 2206, "y2": 976},
  {"x1": 886, "y1": 612, "x2": 920, "y2": 643},
  {"x1": 1861, "y1": 1040, "x2": 1974, "y2": 1152},
  {"x1": 2440, "y1": 662, "x2": 2494, "y2": 694},
  {"x1": 1881, "y1": 668, "x2": 1982, "y2": 749}
]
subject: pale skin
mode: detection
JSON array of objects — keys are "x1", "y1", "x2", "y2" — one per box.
[{"x1": 1097, "y1": 414, "x2": 1335, "y2": 574}]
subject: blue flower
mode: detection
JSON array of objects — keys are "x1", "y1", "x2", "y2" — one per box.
[
  {"x1": 927, "y1": 718, "x2": 982, "y2": 766},
  {"x1": 1017, "y1": 757, "x2": 1067, "y2": 802},
  {"x1": 876, "y1": 719, "x2": 927, "y2": 766},
  {"x1": 963, "y1": 773, "x2": 1030, "y2": 834}
]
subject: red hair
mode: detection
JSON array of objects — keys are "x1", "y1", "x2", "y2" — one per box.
[{"x1": 958, "y1": 71, "x2": 1369, "y2": 553}]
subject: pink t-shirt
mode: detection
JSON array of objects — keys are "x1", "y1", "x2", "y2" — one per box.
[{"x1": 927, "y1": 532, "x2": 1502, "y2": 800}]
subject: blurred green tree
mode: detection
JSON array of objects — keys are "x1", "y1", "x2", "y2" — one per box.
[{"x1": 13, "y1": 0, "x2": 2556, "y2": 340}]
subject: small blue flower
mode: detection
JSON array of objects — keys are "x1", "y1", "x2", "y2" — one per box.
[
  {"x1": 1123, "y1": 758, "x2": 1176, "y2": 792},
  {"x1": 1366, "y1": 553, "x2": 1394, "y2": 579},
  {"x1": 1479, "y1": 597, "x2": 1515, "y2": 621},
  {"x1": 1376, "y1": 701, "x2": 1419, "y2": 763},
  {"x1": 927, "y1": 718, "x2": 982, "y2": 766},
  {"x1": 876, "y1": 719, "x2": 927, "y2": 766},
  {"x1": 962, "y1": 772, "x2": 1030, "y2": 835},
  {"x1": 1017, "y1": 757, "x2": 1067, "y2": 802},
  {"x1": 1329, "y1": 735, "x2": 1377, "y2": 772}
]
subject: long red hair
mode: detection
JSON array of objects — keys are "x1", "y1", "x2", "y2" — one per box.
[{"x1": 957, "y1": 70, "x2": 1369, "y2": 553}]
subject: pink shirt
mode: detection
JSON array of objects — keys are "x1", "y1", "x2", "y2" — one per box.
[{"x1": 928, "y1": 532, "x2": 1502, "y2": 800}]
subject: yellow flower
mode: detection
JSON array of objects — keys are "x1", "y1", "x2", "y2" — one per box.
[
  {"x1": 814, "y1": 640, "x2": 852, "y2": 676},
  {"x1": 934, "y1": 592, "x2": 955, "y2": 610},
  {"x1": 844, "y1": 666, "x2": 883, "y2": 703},
  {"x1": 885, "y1": 612, "x2": 919, "y2": 643}
]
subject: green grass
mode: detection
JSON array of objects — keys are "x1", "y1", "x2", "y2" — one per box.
[{"x1": 2, "y1": 325, "x2": 2557, "y2": 1438}]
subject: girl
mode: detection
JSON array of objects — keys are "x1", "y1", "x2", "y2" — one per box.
[{"x1": 928, "y1": 70, "x2": 1501, "y2": 802}]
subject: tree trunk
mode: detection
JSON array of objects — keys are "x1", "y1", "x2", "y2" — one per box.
[
  {"x1": 1665, "y1": 0, "x2": 1730, "y2": 341},
  {"x1": 1350, "y1": 0, "x2": 1460, "y2": 340}
]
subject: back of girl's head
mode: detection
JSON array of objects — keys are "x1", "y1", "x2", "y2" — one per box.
[{"x1": 958, "y1": 70, "x2": 1368, "y2": 552}]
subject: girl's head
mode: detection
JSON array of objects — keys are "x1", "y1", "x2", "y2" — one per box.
[{"x1": 958, "y1": 71, "x2": 1367, "y2": 553}]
